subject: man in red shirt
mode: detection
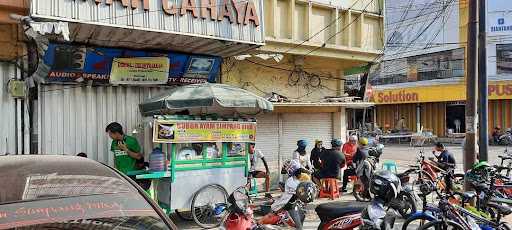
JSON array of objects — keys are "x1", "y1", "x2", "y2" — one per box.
[{"x1": 341, "y1": 135, "x2": 358, "y2": 192}]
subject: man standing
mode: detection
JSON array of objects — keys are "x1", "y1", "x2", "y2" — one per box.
[
  {"x1": 310, "y1": 140, "x2": 325, "y2": 171},
  {"x1": 312, "y1": 139, "x2": 345, "y2": 186},
  {"x1": 248, "y1": 143, "x2": 271, "y2": 193},
  {"x1": 341, "y1": 136, "x2": 358, "y2": 192},
  {"x1": 395, "y1": 117, "x2": 407, "y2": 132},
  {"x1": 354, "y1": 137, "x2": 371, "y2": 198},
  {"x1": 106, "y1": 122, "x2": 143, "y2": 175}
]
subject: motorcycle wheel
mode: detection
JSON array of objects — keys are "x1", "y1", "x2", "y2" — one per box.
[
  {"x1": 401, "y1": 216, "x2": 433, "y2": 230},
  {"x1": 498, "y1": 223, "x2": 512, "y2": 230},
  {"x1": 392, "y1": 192, "x2": 417, "y2": 219},
  {"x1": 417, "y1": 220, "x2": 464, "y2": 230},
  {"x1": 353, "y1": 180, "x2": 372, "y2": 202}
]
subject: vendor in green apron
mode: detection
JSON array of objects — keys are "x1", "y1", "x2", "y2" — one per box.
[{"x1": 106, "y1": 122, "x2": 150, "y2": 191}]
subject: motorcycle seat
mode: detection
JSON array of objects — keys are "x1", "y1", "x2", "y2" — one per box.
[
  {"x1": 488, "y1": 202, "x2": 512, "y2": 216},
  {"x1": 498, "y1": 155, "x2": 512, "y2": 160},
  {"x1": 455, "y1": 191, "x2": 477, "y2": 202},
  {"x1": 315, "y1": 202, "x2": 366, "y2": 222},
  {"x1": 494, "y1": 165, "x2": 511, "y2": 172}
]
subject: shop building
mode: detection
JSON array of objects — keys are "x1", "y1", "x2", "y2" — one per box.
[
  {"x1": 0, "y1": 1, "x2": 29, "y2": 155},
  {"x1": 371, "y1": 0, "x2": 512, "y2": 137},
  {"x1": 0, "y1": 0, "x2": 265, "y2": 164},
  {"x1": 222, "y1": 0, "x2": 383, "y2": 173}
]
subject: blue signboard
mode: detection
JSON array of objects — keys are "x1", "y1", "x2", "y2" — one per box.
[{"x1": 42, "y1": 43, "x2": 221, "y2": 84}]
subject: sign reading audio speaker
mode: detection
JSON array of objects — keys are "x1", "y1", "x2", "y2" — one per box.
[{"x1": 110, "y1": 57, "x2": 170, "y2": 85}]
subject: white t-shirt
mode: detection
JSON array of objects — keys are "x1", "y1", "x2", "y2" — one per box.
[
  {"x1": 250, "y1": 149, "x2": 265, "y2": 172},
  {"x1": 293, "y1": 150, "x2": 312, "y2": 170}
]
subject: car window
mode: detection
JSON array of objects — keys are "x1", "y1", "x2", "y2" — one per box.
[{"x1": 0, "y1": 192, "x2": 168, "y2": 229}]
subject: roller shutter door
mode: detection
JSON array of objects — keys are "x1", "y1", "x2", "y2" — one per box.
[{"x1": 280, "y1": 113, "x2": 333, "y2": 161}]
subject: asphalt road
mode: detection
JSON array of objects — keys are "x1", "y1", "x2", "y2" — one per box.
[{"x1": 172, "y1": 144, "x2": 512, "y2": 230}]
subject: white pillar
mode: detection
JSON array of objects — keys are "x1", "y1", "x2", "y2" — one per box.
[{"x1": 333, "y1": 107, "x2": 347, "y2": 142}]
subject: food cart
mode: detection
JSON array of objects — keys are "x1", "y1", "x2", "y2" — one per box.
[{"x1": 128, "y1": 114, "x2": 256, "y2": 228}]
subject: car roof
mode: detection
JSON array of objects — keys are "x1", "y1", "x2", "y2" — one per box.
[{"x1": 0, "y1": 155, "x2": 132, "y2": 204}]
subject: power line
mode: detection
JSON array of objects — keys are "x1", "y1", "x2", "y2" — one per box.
[
  {"x1": 278, "y1": 0, "x2": 365, "y2": 55},
  {"x1": 303, "y1": 0, "x2": 377, "y2": 57}
]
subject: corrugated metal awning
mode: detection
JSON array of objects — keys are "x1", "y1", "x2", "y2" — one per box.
[{"x1": 64, "y1": 23, "x2": 261, "y2": 57}]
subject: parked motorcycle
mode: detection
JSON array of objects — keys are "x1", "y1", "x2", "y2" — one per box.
[
  {"x1": 368, "y1": 144, "x2": 385, "y2": 163},
  {"x1": 221, "y1": 187, "x2": 257, "y2": 230},
  {"x1": 317, "y1": 171, "x2": 401, "y2": 230},
  {"x1": 390, "y1": 168, "x2": 419, "y2": 218}
]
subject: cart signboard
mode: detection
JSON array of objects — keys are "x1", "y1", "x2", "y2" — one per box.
[{"x1": 153, "y1": 120, "x2": 256, "y2": 143}]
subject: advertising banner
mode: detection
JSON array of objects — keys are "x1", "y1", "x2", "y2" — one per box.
[
  {"x1": 153, "y1": 120, "x2": 257, "y2": 143},
  {"x1": 110, "y1": 57, "x2": 169, "y2": 84},
  {"x1": 42, "y1": 43, "x2": 221, "y2": 85}
]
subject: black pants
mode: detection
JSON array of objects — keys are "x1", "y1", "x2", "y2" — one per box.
[{"x1": 342, "y1": 167, "x2": 356, "y2": 190}]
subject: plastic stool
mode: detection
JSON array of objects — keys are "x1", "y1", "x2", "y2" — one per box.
[
  {"x1": 382, "y1": 160, "x2": 398, "y2": 173},
  {"x1": 319, "y1": 178, "x2": 340, "y2": 200},
  {"x1": 249, "y1": 178, "x2": 258, "y2": 195}
]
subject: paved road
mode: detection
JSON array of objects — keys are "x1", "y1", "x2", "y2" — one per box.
[{"x1": 173, "y1": 144, "x2": 512, "y2": 229}]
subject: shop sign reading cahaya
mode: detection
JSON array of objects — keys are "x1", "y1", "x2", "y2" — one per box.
[
  {"x1": 81, "y1": 0, "x2": 261, "y2": 26},
  {"x1": 371, "y1": 82, "x2": 512, "y2": 104},
  {"x1": 31, "y1": 0, "x2": 264, "y2": 45}
]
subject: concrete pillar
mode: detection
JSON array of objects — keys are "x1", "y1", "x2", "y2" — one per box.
[{"x1": 333, "y1": 107, "x2": 347, "y2": 142}]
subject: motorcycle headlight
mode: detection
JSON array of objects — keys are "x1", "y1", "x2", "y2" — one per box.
[{"x1": 231, "y1": 189, "x2": 249, "y2": 213}]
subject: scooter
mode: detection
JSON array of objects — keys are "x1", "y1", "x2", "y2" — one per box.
[
  {"x1": 316, "y1": 199, "x2": 397, "y2": 230},
  {"x1": 353, "y1": 167, "x2": 418, "y2": 218},
  {"x1": 222, "y1": 186, "x2": 307, "y2": 230},
  {"x1": 221, "y1": 187, "x2": 257, "y2": 230},
  {"x1": 258, "y1": 196, "x2": 306, "y2": 229}
]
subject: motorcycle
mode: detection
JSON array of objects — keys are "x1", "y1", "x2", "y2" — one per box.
[
  {"x1": 258, "y1": 195, "x2": 307, "y2": 229},
  {"x1": 390, "y1": 168, "x2": 419, "y2": 218},
  {"x1": 353, "y1": 166, "x2": 418, "y2": 218},
  {"x1": 353, "y1": 156, "x2": 378, "y2": 202},
  {"x1": 221, "y1": 187, "x2": 257, "y2": 230},
  {"x1": 220, "y1": 188, "x2": 306, "y2": 230},
  {"x1": 368, "y1": 144, "x2": 385, "y2": 163},
  {"x1": 316, "y1": 199, "x2": 397, "y2": 230}
]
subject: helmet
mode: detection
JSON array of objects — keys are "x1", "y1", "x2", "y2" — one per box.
[
  {"x1": 359, "y1": 137, "x2": 369, "y2": 146},
  {"x1": 331, "y1": 139, "x2": 343, "y2": 148},
  {"x1": 297, "y1": 140, "x2": 308, "y2": 148},
  {"x1": 282, "y1": 159, "x2": 302, "y2": 176},
  {"x1": 349, "y1": 135, "x2": 358, "y2": 141},
  {"x1": 370, "y1": 170, "x2": 401, "y2": 203},
  {"x1": 295, "y1": 182, "x2": 317, "y2": 203},
  {"x1": 472, "y1": 161, "x2": 490, "y2": 170}
]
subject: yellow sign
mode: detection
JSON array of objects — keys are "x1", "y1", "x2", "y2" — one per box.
[
  {"x1": 371, "y1": 81, "x2": 512, "y2": 104},
  {"x1": 110, "y1": 57, "x2": 169, "y2": 84},
  {"x1": 153, "y1": 120, "x2": 257, "y2": 143}
]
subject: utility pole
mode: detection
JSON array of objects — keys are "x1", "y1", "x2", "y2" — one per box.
[
  {"x1": 465, "y1": 0, "x2": 478, "y2": 176},
  {"x1": 478, "y1": 0, "x2": 488, "y2": 161}
]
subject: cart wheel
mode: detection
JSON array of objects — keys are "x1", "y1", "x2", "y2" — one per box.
[
  {"x1": 191, "y1": 184, "x2": 228, "y2": 229},
  {"x1": 175, "y1": 209, "x2": 193, "y2": 221}
]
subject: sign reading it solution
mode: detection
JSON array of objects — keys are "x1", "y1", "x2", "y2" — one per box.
[{"x1": 371, "y1": 82, "x2": 512, "y2": 104}]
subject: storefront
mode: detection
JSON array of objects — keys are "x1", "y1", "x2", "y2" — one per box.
[
  {"x1": 372, "y1": 81, "x2": 512, "y2": 137},
  {"x1": 27, "y1": 0, "x2": 264, "y2": 163}
]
